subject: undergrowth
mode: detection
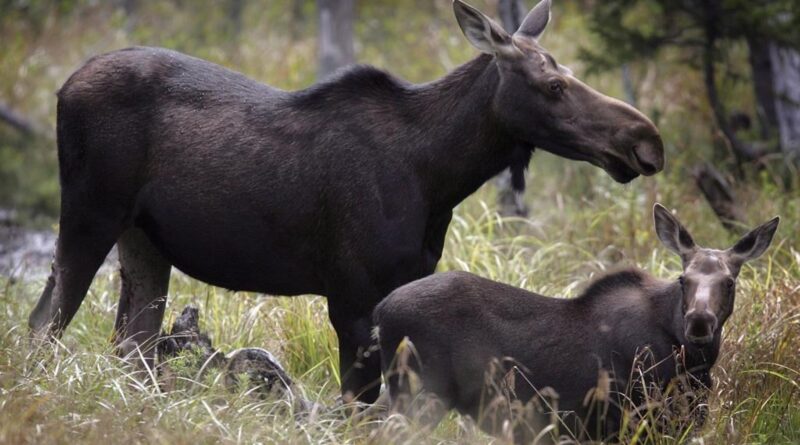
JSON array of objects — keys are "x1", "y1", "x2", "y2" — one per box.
[{"x1": 1, "y1": 173, "x2": 798, "y2": 444}]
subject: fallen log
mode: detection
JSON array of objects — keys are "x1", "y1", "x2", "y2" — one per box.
[{"x1": 157, "y1": 305, "x2": 318, "y2": 413}]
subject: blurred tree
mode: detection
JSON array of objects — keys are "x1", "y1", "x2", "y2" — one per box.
[
  {"x1": 771, "y1": 44, "x2": 800, "y2": 164},
  {"x1": 620, "y1": 63, "x2": 636, "y2": 106},
  {"x1": 227, "y1": 0, "x2": 245, "y2": 39},
  {"x1": 580, "y1": 0, "x2": 800, "y2": 172},
  {"x1": 290, "y1": 0, "x2": 307, "y2": 39},
  {"x1": 693, "y1": 162, "x2": 745, "y2": 232},
  {"x1": 317, "y1": 0, "x2": 355, "y2": 79},
  {"x1": 121, "y1": 0, "x2": 138, "y2": 15},
  {"x1": 747, "y1": 37, "x2": 779, "y2": 140},
  {"x1": 0, "y1": 102, "x2": 35, "y2": 136},
  {"x1": 495, "y1": 0, "x2": 529, "y2": 217}
]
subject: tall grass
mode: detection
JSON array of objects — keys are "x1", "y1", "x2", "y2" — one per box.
[
  {"x1": 1, "y1": 2, "x2": 798, "y2": 443},
  {"x1": 1, "y1": 172, "x2": 798, "y2": 444}
]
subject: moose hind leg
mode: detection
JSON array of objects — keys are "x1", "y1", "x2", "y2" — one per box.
[
  {"x1": 114, "y1": 228, "x2": 171, "y2": 368},
  {"x1": 29, "y1": 269, "x2": 57, "y2": 334},
  {"x1": 28, "y1": 217, "x2": 122, "y2": 339}
]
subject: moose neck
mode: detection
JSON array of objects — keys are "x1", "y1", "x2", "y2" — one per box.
[{"x1": 408, "y1": 54, "x2": 519, "y2": 210}]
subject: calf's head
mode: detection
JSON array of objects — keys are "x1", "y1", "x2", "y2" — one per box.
[
  {"x1": 653, "y1": 204, "x2": 779, "y2": 346},
  {"x1": 453, "y1": 0, "x2": 664, "y2": 183}
]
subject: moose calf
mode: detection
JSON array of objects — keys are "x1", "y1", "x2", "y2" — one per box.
[{"x1": 374, "y1": 204, "x2": 779, "y2": 442}]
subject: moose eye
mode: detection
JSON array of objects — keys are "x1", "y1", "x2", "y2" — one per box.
[
  {"x1": 549, "y1": 79, "x2": 565, "y2": 96},
  {"x1": 725, "y1": 278, "x2": 735, "y2": 290},
  {"x1": 679, "y1": 275, "x2": 686, "y2": 287}
]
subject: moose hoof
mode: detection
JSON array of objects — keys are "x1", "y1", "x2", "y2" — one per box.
[{"x1": 117, "y1": 338, "x2": 139, "y2": 359}]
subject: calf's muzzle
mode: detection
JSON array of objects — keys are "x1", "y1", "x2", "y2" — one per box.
[{"x1": 684, "y1": 309, "x2": 717, "y2": 345}]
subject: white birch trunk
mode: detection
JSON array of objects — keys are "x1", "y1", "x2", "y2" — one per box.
[
  {"x1": 770, "y1": 44, "x2": 800, "y2": 163},
  {"x1": 317, "y1": 0, "x2": 355, "y2": 80}
]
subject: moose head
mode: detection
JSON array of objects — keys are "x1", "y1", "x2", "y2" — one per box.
[
  {"x1": 453, "y1": 0, "x2": 665, "y2": 183},
  {"x1": 654, "y1": 203, "x2": 779, "y2": 345}
]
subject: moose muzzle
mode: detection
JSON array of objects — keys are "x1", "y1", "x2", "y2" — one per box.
[{"x1": 684, "y1": 309, "x2": 717, "y2": 345}]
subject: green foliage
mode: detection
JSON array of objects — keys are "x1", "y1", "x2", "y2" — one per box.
[
  {"x1": 0, "y1": 134, "x2": 58, "y2": 220},
  {"x1": 580, "y1": 0, "x2": 800, "y2": 72}
]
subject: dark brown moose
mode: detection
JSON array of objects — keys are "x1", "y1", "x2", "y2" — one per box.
[
  {"x1": 28, "y1": 0, "x2": 663, "y2": 402},
  {"x1": 375, "y1": 204, "x2": 779, "y2": 441}
]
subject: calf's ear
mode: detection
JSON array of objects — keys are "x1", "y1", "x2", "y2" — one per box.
[
  {"x1": 653, "y1": 203, "x2": 696, "y2": 262},
  {"x1": 453, "y1": 0, "x2": 517, "y2": 57},
  {"x1": 515, "y1": 0, "x2": 552, "y2": 40},
  {"x1": 728, "y1": 216, "x2": 780, "y2": 267}
]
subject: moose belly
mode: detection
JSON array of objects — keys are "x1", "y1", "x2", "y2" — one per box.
[{"x1": 131, "y1": 185, "x2": 325, "y2": 296}]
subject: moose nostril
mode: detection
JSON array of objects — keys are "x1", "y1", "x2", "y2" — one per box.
[
  {"x1": 632, "y1": 141, "x2": 664, "y2": 176},
  {"x1": 633, "y1": 148, "x2": 657, "y2": 175}
]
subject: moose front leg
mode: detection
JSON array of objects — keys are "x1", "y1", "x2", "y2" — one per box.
[{"x1": 328, "y1": 302, "x2": 382, "y2": 404}]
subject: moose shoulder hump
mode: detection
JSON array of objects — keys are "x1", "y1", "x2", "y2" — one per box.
[{"x1": 577, "y1": 268, "x2": 663, "y2": 303}]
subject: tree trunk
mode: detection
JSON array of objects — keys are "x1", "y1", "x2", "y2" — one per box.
[
  {"x1": 701, "y1": 1, "x2": 764, "y2": 173},
  {"x1": 495, "y1": 0, "x2": 529, "y2": 217},
  {"x1": 228, "y1": 0, "x2": 245, "y2": 39},
  {"x1": 746, "y1": 37, "x2": 779, "y2": 140},
  {"x1": 770, "y1": 43, "x2": 800, "y2": 165},
  {"x1": 290, "y1": 0, "x2": 306, "y2": 39},
  {"x1": 621, "y1": 63, "x2": 637, "y2": 106},
  {"x1": 118, "y1": 0, "x2": 138, "y2": 31},
  {"x1": 317, "y1": 0, "x2": 355, "y2": 79},
  {"x1": 121, "y1": 0, "x2": 137, "y2": 15}
]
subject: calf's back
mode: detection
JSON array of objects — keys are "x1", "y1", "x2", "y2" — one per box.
[{"x1": 375, "y1": 270, "x2": 682, "y2": 438}]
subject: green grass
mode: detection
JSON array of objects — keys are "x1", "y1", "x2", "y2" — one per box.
[{"x1": 1, "y1": 170, "x2": 798, "y2": 444}]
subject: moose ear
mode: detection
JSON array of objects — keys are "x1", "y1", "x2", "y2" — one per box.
[
  {"x1": 515, "y1": 0, "x2": 551, "y2": 40},
  {"x1": 653, "y1": 203, "x2": 696, "y2": 260},
  {"x1": 728, "y1": 216, "x2": 780, "y2": 266},
  {"x1": 453, "y1": 0, "x2": 516, "y2": 56}
]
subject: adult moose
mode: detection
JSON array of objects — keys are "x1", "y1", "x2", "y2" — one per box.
[
  {"x1": 374, "y1": 204, "x2": 779, "y2": 442},
  {"x1": 29, "y1": 0, "x2": 663, "y2": 403}
]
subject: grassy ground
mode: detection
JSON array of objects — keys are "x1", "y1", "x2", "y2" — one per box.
[
  {"x1": 1, "y1": 2, "x2": 798, "y2": 443},
  {"x1": 1, "y1": 163, "x2": 798, "y2": 444}
]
